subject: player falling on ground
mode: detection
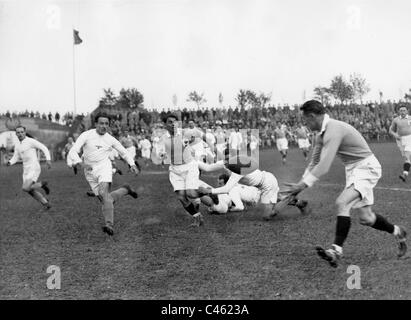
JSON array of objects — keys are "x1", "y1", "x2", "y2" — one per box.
[
  {"x1": 389, "y1": 106, "x2": 411, "y2": 182},
  {"x1": 295, "y1": 123, "x2": 311, "y2": 161},
  {"x1": 7, "y1": 126, "x2": 52, "y2": 210},
  {"x1": 67, "y1": 113, "x2": 140, "y2": 236},
  {"x1": 274, "y1": 123, "x2": 290, "y2": 165},
  {"x1": 199, "y1": 173, "x2": 267, "y2": 214},
  {"x1": 198, "y1": 148, "x2": 309, "y2": 220},
  {"x1": 284, "y1": 100, "x2": 407, "y2": 267}
]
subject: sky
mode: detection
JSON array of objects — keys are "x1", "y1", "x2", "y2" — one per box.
[{"x1": 1, "y1": 0, "x2": 411, "y2": 114}]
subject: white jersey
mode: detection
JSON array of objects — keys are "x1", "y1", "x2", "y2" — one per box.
[
  {"x1": 68, "y1": 129, "x2": 135, "y2": 167},
  {"x1": 231, "y1": 184, "x2": 260, "y2": 205},
  {"x1": 9, "y1": 137, "x2": 51, "y2": 168},
  {"x1": 138, "y1": 139, "x2": 152, "y2": 150}
]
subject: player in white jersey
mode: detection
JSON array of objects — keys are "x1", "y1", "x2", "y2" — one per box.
[
  {"x1": 389, "y1": 106, "x2": 411, "y2": 182},
  {"x1": 198, "y1": 148, "x2": 309, "y2": 220},
  {"x1": 199, "y1": 174, "x2": 262, "y2": 214},
  {"x1": 7, "y1": 126, "x2": 52, "y2": 210},
  {"x1": 67, "y1": 113, "x2": 140, "y2": 236},
  {"x1": 119, "y1": 128, "x2": 141, "y2": 172},
  {"x1": 138, "y1": 135, "x2": 152, "y2": 166},
  {"x1": 285, "y1": 100, "x2": 407, "y2": 267},
  {"x1": 274, "y1": 124, "x2": 290, "y2": 164}
]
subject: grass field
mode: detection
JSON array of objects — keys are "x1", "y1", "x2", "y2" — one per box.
[{"x1": 0, "y1": 142, "x2": 410, "y2": 300}]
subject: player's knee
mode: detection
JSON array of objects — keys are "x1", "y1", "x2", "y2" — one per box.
[
  {"x1": 175, "y1": 191, "x2": 187, "y2": 202},
  {"x1": 186, "y1": 189, "x2": 198, "y2": 199},
  {"x1": 358, "y1": 209, "x2": 376, "y2": 226},
  {"x1": 335, "y1": 197, "x2": 348, "y2": 212},
  {"x1": 22, "y1": 183, "x2": 32, "y2": 192}
]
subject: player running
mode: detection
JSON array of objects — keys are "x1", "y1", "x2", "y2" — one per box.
[
  {"x1": 138, "y1": 134, "x2": 152, "y2": 167},
  {"x1": 67, "y1": 113, "x2": 140, "y2": 236},
  {"x1": 119, "y1": 128, "x2": 141, "y2": 171},
  {"x1": 295, "y1": 123, "x2": 311, "y2": 161},
  {"x1": 389, "y1": 106, "x2": 411, "y2": 182},
  {"x1": 7, "y1": 126, "x2": 52, "y2": 210},
  {"x1": 284, "y1": 100, "x2": 407, "y2": 267},
  {"x1": 274, "y1": 123, "x2": 290, "y2": 165}
]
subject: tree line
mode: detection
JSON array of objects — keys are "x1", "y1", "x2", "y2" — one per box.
[{"x1": 98, "y1": 74, "x2": 375, "y2": 110}]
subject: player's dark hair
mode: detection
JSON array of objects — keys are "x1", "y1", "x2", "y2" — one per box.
[
  {"x1": 15, "y1": 125, "x2": 26, "y2": 131},
  {"x1": 94, "y1": 112, "x2": 111, "y2": 123},
  {"x1": 162, "y1": 112, "x2": 179, "y2": 123},
  {"x1": 300, "y1": 100, "x2": 326, "y2": 115},
  {"x1": 398, "y1": 105, "x2": 408, "y2": 111},
  {"x1": 218, "y1": 173, "x2": 230, "y2": 184}
]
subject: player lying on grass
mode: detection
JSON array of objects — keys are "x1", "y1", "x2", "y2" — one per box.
[
  {"x1": 197, "y1": 149, "x2": 309, "y2": 220},
  {"x1": 67, "y1": 113, "x2": 140, "y2": 236},
  {"x1": 198, "y1": 174, "x2": 262, "y2": 214},
  {"x1": 7, "y1": 126, "x2": 52, "y2": 210},
  {"x1": 284, "y1": 100, "x2": 407, "y2": 267}
]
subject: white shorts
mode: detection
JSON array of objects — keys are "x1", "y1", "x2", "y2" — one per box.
[
  {"x1": 22, "y1": 163, "x2": 41, "y2": 184},
  {"x1": 169, "y1": 161, "x2": 200, "y2": 191},
  {"x1": 396, "y1": 139, "x2": 405, "y2": 157},
  {"x1": 276, "y1": 138, "x2": 288, "y2": 151},
  {"x1": 256, "y1": 171, "x2": 279, "y2": 204},
  {"x1": 297, "y1": 138, "x2": 310, "y2": 149},
  {"x1": 400, "y1": 134, "x2": 411, "y2": 152},
  {"x1": 211, "y1": 194, "x2": 231, "y2": 214},
  {"x1": 232, "y1": 185, "x2": 260, "y2": 205},
  {"x1": 85, "y1": 161, "x2": 113, "y2": 195},
  {"x1": 126, "y1": 146, "x2": 136, "y2": 159},
  {"x1": 141, "y1": 149, "x2": 151, "y2": 159},
  {"x1": 345, "y1": 155, "x2": 381, "y2": 209}
]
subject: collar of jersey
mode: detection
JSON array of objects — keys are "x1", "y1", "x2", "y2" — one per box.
[{"x1": 319, "y1": 114, "x2": 330, "y2": 135}]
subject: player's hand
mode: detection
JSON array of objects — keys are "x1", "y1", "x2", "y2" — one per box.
[
  {"x1": 130, "y1": 165, "x2": 140, "y2": 175},
  {"x1": 46, "y1": 160, "x2": 52, "y2": 169},
  {"x1": 198, "y1": 186, "x2": 212, "y2": 195},
  {"x1": 282, "y1": 181, "x2": 308, "y2": 196},
  {"x1": 6, "y1": 161, "x2": 11, "y2": 166}
]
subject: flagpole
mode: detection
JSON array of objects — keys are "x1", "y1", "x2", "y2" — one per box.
[{"x1": 72, "y1": 30, "x2": 77, "y2": 117}]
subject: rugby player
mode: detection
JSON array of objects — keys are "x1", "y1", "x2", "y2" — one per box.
[
  {"x1": 274, "y1": 123, "x2": 290, "y2": 165},
  {"x1": 198, "y1": 149, "x2": 308, "y2": 220},
  {"x1": 295, "y1": 123, "x2": 311, "y2": 161},
  {"x1": 67, "y1": 113, "x2": 140, "y2": 236},
  {"x1": 7, "y1": 126, "x2": 52, "y2": 210},
  {"x1": 199, "y1": 173, "x2": 262, "y2": 214},
  {"x1": 119, "y1": 128, "x2": 141, "y2": 171},
  {"x1": 285, "y1": 100, "x2": 407, "y2": 267},
  {"x1": 389, "y1": 106, "x2": 411, "y2": 182}
]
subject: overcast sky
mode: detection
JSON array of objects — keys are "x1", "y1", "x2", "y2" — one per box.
[{"x1": 1, "y1": 0, "x2": 411, "y2": 114}]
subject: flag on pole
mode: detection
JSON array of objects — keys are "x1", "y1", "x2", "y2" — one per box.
[{"x1": 73, "y1": 29, "x2": 83, "y2": 45}]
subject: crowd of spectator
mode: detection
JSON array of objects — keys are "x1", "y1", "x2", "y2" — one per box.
[
  {"x1": 96, "y1": 100, "x2": 406, "y2": 150},
  {"x1": 0, "y1": 110, "x2": 84, "y2": 127},
  {"x1": 2, "y1": 100, "x2": 409, "y2": 153}
]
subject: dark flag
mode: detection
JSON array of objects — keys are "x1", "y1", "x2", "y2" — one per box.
[{"x1": 73, "y1": 29, "x2": 83, "y2": 45}]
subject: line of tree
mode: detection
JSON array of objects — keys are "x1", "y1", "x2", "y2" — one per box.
[
  {"x1": 313, "y1": 73, "x2": 371, "y2": 105},
  {"x1": 99, "y1": 88, "x2": 144, "y2": 109}
]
